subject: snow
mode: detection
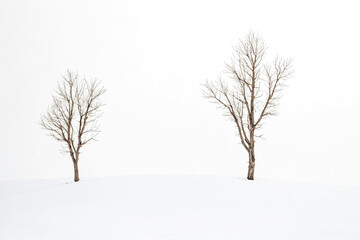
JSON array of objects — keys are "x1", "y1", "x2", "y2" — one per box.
[{"x1": 1, "y1": 175, "x2": 360, "y2": 239}]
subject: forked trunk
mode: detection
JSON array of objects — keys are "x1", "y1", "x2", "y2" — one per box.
[
  {"x1": 247, "y1": 147, "x2": 255, "y2": 180},
  {"x1": 73, "y1": 160, "x2": 80, "y2": 182}
]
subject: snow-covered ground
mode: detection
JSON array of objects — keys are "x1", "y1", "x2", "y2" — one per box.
[{"x1": 1, "y1": 175, "x2": 359, "y2": 240}]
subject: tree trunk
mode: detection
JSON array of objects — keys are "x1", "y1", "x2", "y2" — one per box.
[
  {"x1": 247, "y1": 148, "x2": 255, "y2": 180},
  {"x1": 73, "y1": 161, "x2": 80, "y2": 182}
]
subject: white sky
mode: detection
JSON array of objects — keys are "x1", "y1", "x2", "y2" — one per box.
[{"x1": 1, "y1": 0, "x2": 359, "y2": 186}]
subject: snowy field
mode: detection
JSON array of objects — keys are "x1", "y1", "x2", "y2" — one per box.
[{"x1": 1, "y1": 175, "x2": 360, "y2": 240}]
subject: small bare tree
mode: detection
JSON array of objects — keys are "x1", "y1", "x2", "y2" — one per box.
[
  {"x1": 40, "y1": 70, "x2": 106, "y2": 182},
  {"x1": 203, "y1": 32, "x2": 293, "y2": 180}
]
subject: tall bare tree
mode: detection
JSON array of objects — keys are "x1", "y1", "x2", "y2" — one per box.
[
  {"x1": 40, "y1": 70, "x2": 106, "y2": 182},
  {"x1": 203, "y1": 32, "x2": 293, "y2": 180}
]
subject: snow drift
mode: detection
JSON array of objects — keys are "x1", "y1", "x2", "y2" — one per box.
[{"x1": 1, "y1": 175, "x2": 359, "y2": 239}]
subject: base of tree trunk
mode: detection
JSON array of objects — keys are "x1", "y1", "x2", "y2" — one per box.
[
  {"x1": 73, "y1": 161, "x2": 80, "y2": 182},
  {"x1": 247, "y1": 158, "x2": 255, "y2": 180},
  {"x1": 247, "y1": 176, "x2": 254, "y2": 180},
  {"x1": 247, "y1": 168, "x2": 255, "y2": 180}
]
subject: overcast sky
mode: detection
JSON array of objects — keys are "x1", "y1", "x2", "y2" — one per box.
[{"x1": 0, "y1": 0, "x2": 359, "y2": 186}]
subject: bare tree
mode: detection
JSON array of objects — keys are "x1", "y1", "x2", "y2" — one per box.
[
  {"x1": 40, "y1": 70, "x2": 106, "y2": 182},
  {"x1": 203, "y1": 32, "x2": 293, "y2": 180}
]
